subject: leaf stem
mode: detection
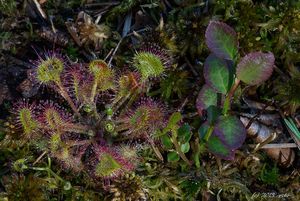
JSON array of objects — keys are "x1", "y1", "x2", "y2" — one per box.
[
  {"x1": 149, "y1": 138, "x2": 164, "y2": 161},
  {"x1": 56, "y1": 81, "x2": 80, "y2": 116},
  {"x1": 172, "y1": 130, "x2": 192, "y2": 166},
  {"x1": 90, "y1": 78, "x2": 98, "y2": 102},
  {"x1": 204, "y1": 125, "x2": 214, "y2": 142},
  {"x1": 222, "y1": 79, "x2": 240, "y2": 115}
]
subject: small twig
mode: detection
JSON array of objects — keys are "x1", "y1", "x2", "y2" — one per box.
[
  {"x1": 107, "y1": 27, "x2": 151, "y2": 67},
  {"x1": 184, "y1": 57, "x2": 199, "y2": 77},
  {"x1": 252, "y1": 132, "x2": 277, "y2": 152},
  {"x1": 149, "y1": 138, "x2": 164, "y2": 161},
  {"x1": 108, "y1": 38, "x2": 123, "y2": 67},
  {"x1": 85, "y1": 2, "x2": 120, "y2": 7},
  {"x1": 245, "y1": 99, "x2": 275, "y2": 129},
  {"x1": 33, "y1": 0, "x2": 47, "y2": 19},
  {"x1": 104, "y1": 48, "x2": 114, "y2": 61},
  {"x1": 249, "y1": 143, "x2": 297, "y2": 149},
  {"x1": 182, "y1": 112, "x2": 199, "y2": 119},
  {"x1": 172, "y1": 138, "x2": 192, "y2": 166},
  {"x1": 177, "y1": 96, "x2": 189, "y2": 112}
]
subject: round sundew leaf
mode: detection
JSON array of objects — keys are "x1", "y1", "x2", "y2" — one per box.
[
  {"x1": 196, "y1": 85, "x2": 218, "y2": 116},
  {"x1": 36, "y1": 57, "x2": 64, "y2": 84},
  {"x1": 95, "y1": 153, "x2": 122, "y2": 177},
  {"x1": 236, "y1": 52, "x2": 275, "y2": 85},
  {"x1": 214, "y1": 115, "x2": 246, "y2": 150},
  {"x1": 133, "y1": 52, "x2": 165, "y2": 80},
  {"x1": 167, "y1": 151, "x2": 180, "y2": 162},
  {"x1": 206, "y1": 134, "x2": 235, "y2": 160},
  {"x1": 205, "y1": 21, "x2": 238, "y2": 61},
  {"x1": 204, "y1": 54, "x2": 233, "y2": 94}
]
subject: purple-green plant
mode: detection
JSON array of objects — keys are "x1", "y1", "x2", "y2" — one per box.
[
  {"x1": 197, "y1": 21, "x2": 275, "y2": 160},
  {"x1": 11, "y1": 44, "x2": 172, "y2": 184}
]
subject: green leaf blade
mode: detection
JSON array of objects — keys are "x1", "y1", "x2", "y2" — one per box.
[
  {"x1": 196, "y1": 85, "x2": 218, "y2": 116},
  {"x1": 214, "y1": 115, "x2": 246, "y2": 150},
  {"x1": 204, "y1": 54, "x2": 233, "y2": 94},
  {"x1": 205, "y1": 21, "x2": 238, "y2": 60},
  {"x1": 167, "y1": 151, "x2": 180, "y2": 162},
  {"x1": 236, "y1": 52, "x2": 275, "y2": 85},
  {"x1": 178, "y1": 123, "x2": 192, "y2": 143},
  {"x1": 206, "y1": 135, "x2": 235, "y2": 160}
]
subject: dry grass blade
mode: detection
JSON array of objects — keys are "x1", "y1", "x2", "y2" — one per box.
[{"x1": 249, "y1": 143, "x2": 297, "y2": 149}]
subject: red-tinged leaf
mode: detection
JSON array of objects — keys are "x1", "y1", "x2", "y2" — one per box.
[
  {"x1": 236, "y1": 52, "x2": 275, "y2": 85},
  {"x1": 196, "y1": 85, "x2": 218, "y2": 116},
  {"x1": 204, "y1": 54, "x2": 233, "y2": 94},
  {"x1": 205, "y1": 21, "x2": 238, "y2": 60},
  {"x1": 214, "y1": 115, "x2": 246, "y2": 150},
  {"x1": 206, "y1": 134, "x2": 235, "y2": 160},
  {"x1": 198, "y1": 120, "x2": 240, "y2": 160}
]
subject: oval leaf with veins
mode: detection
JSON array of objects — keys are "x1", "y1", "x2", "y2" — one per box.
[
  {"x1": 214, "y1": 115, "x2": 246, "y2": 150},
  {"x1": 207, "y1": 135, "x2": 235, "y2": 160},
  {"x1": 198, "y1": 122, "x2": 235, "y2": 160},
  {"x1": 205, "y1": 21, "x2": 238, "y2": 61},
  {"x1": 236, "y1": 52, "x2": 275, "y2": 85},
  {"x1": 196, "y1": 85, "x2": 218, "y2": 116},
  {"x1": 204, "y1": 54, "x2": 233, "y2": 94}
]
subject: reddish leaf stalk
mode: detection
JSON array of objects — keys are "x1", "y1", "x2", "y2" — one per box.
[
  {"x1": 56, "y1": 82, "x2": 80, "y2": 116},
  {"x1": 222, "y1": 79, "x2": 240, "y2": 115}
]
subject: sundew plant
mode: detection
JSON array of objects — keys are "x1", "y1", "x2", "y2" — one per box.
[{"x1": 11, "y1": 42, "x2": 173, "y2": 183}]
